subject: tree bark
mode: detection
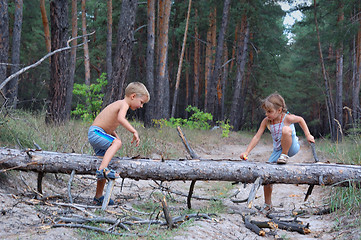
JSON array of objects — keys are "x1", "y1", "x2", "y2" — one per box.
[
  {"x1": 230, "y1": 14, "x2": 249, "y2": 130},
  {"x1": 1, "y1": 148, "x2": 360, "y2": 187},
  {"x1": 6, "y1": 0, "x2": 23, "y2": 108},
  {"x1": 335, "y1": 0, "x2": 344, "y2": 141},
  {"x1": 204, "y1": 7, "x2": 216, "y2": 111},
  {"x1": 144, "y1": 0, "x2": 155, "y2": 126},
  {"x1": 314, "y1": 0, "x2": 336, "y2": 141},
  {"x1": 193, "y1": 8, "x2": 200, "y2": 108},
  {"x1": 66, "y1": 0, "x2": 77, "y2": 115},
  {"x1": 103, "y1": 0, "x2": 138, "y2": 107},
  {"x1": 354, "y1": 5, "x2": 361, "y2": 121},
  {"x1": 46, "y1": 0, "x2": 71, "y2": 124},
  {"x1": 0, "y1": 0, "x2": 9, "y2": 88},
  {"x1": 155, "y1": 0, "x2": 171, "y2": 119},
  {"x1": 81, "y1": 0, "x2": 91, "y2": 86},
  {"x1": 206, "y1": 0, "x2": 231, "y2": 119},
  {"x1": 40, "y1": 0, "x2": 51, "y2": 54},
  {"x1": 171, "y1": 0, "x2": 192, "y2": 118},
  {"x1": 106, "y1": 0, "x2": 113, "y2": 84}
]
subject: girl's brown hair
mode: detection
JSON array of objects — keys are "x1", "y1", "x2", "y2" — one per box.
[{"x1": 261, "y1": 92, "x2": 287, "y2": 113}]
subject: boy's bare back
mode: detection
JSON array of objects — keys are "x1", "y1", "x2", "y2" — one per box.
[{"x1": 92, "y1": 99, "x2": 129, "y2": 134}]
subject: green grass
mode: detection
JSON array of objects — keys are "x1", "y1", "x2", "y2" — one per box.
[{"x1": 317, "y1": 135, "x2": 361, "y2": 236}]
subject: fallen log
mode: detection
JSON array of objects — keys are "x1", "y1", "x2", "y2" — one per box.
[{"x1": 1, "y1": 147, "x2": 361, "y2": 186}]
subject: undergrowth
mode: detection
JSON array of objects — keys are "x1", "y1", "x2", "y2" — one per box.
[{"x1": 317, "y1": 134, "x2": 361, "y2": 236}]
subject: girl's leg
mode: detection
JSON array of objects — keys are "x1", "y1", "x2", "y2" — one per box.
[
  {"x1": 264, "y1": 184, "x2": 273, "y2": 207},
  {"x1": 281, "y1": 126, "x2": 292, "y2": 155}
]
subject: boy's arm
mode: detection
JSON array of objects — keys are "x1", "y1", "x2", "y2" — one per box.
[
  {"x1": 240, "y1": 118, "x2": 267, "y2": 159},
  {"x1": 288, "y1": 115, "x2": 315, "y2": 143},
  {"x1": 117, "y1": 103, "x2": 140, "y2": 146}
]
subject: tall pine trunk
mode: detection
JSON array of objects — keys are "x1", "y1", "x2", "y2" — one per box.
[
  {"x1": 193, "y1": 8, "x2": 200, "y2": 108},
  {"x1": 103, "y1": 0, "x2": 138, "y2": 106},
  {"x1": 66, "y1": 0, "x2": 77, "y2": 116},
  {"x1": 204, "y1": 7, "x2": 216, "y2": 111},
  {"x1": 46, "y1": 0, "x2": 70, "y2": 124},
  {"x1": 6, "y1": 0, "x2": 23, "y2": 108},
  {"x1": 40, "y1": 0, "x2": 51, "y2": 54},
  {"x1": 145, "y1": 0, "x2": 155, "y2": 126},
  {"x1": 314, "y1": 0, "x2": 336, "y2": 141},
  {"x1": 81, "y1": 0, "x2": 90, "y2": 86},
  {"x1": 106, "y1": 0, "x2": 113, "y2": 83},
  {"x1": 0, "y1": 0, "x2": 9, "y2": 90},
  {"x1": 353, "y1": 6, "x2": 361, "y2": 122},
  {"x1": 171, "y1": 0, "x2": 192, "y2": 118},
  {"x1": 230, "y1": 15, "x2": 249, "y2": 131},
  {"x1": 335, "y1": 0, "x2": 344, "y2": 141},
  {"x1": 155, "y1": 0, "x2": 171, "y2": 119},
  {"x1": 206, "y1": 0, "x2": 231, "y2": 119}
]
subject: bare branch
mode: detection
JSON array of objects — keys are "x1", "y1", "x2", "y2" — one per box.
[{"x1": 0, "y1": 31, "x2": 95, "y2": 92}]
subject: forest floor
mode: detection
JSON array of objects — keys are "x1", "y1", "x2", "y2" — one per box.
[{"x1": 0, "y1": 136, "x2": 358, "y2": 239}]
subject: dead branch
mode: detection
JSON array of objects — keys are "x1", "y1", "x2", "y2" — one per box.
[
  {"x1": 68, "y1": 170, "x2": 75, "y2": 203},
  {"x1": 247, "y1": 176, "x2": 263, "y2": 208},
  {"x1": 160, "y1": 196, "x2": 174, "y2": 229},
  {"x1": 52, "y1": 223, "x2": 137, "y2": 237},
  {"x1": 0, "y1": 32, "x2": 95, "y2": 92}
]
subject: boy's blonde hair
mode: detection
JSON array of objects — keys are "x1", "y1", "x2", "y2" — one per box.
[
  {"x1": 261, "y1": 92, "x2": 287, "y2": 113},
  {"x1": 125, "y1": 82, "x2": 150, "y2": 102}
]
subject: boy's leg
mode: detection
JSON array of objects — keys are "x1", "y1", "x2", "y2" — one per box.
[
  {"x1": 280, "y1": 126, "x2": 292, "y2": 155},
  {"x1": 98, "y1": 138, "x2": 122, "y2": 170},
  {"x1": 95, "y1": 179, "x2": 107, "y2": 199},
  {"x1": 264, "y1": 184, "x2": 273, "y2": 206}
]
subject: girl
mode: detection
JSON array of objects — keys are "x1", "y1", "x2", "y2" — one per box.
[{"x1": 240, "y1": 93, "x2": 315, "y2": 212}]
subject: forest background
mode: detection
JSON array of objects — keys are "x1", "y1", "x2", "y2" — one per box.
[{"x1": 0, "y1": 0, "x2": 361, "y2": 140}]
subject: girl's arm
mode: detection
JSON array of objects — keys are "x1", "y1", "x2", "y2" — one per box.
[
  {"x1": 240, "y1": 118, "x2": 268, "y2": 159},
  {"x1": 286, "y1": 114, "x2": 315, "y2": 143}
]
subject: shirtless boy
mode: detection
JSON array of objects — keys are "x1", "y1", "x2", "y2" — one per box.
[{"x1": 88, "y1": 82, "x2": 150, "y2": 205}]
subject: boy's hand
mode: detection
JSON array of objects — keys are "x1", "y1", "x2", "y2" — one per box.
[
  {"x1": 240, "y1": 153, "x2": 248, "y2": 161},
  {"x1": 131, "y1": 131, "x2": 140, "y2": 146}
]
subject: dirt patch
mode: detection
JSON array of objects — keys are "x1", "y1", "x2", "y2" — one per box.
[{"x1": 0, "y1": 139, "x2": 354, "y2": 239}]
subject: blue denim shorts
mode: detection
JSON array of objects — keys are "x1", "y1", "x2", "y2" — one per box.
[
  {"x1": 268, "y1": 134, "x2": 300, "y2": 163},
  {"x1": 88, "y1": 126, "x2": 115, "y2": 156}
]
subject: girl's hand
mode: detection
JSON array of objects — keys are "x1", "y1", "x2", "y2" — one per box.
[
  {"x1": 306, "y1": 134, "x2": 315, "y2": 143},
  {"x1": 240, "y1": 153, "x2": 248, "y2": 161}
]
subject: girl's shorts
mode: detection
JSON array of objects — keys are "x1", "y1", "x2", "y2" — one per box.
[
  {"x1": 88, "y1": 126, "x2": 116, "y2": 156},
  {"x1": 268, "y1": 134, "x2": 300, "y2": 163}
]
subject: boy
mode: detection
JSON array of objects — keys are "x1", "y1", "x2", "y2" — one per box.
[{"x1": 88, "y1": 82, "x2": 150, "y2": 205}]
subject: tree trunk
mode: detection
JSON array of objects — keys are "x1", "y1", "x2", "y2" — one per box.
[
  {"x1": 0, "y1": 0, "x2": 9, "y2": 88},
  {"x1": 230, "y1": 15, "x2": 249, "y2": 130},
  {"x1": 66, "y1": 0, "x2": 77, "y2": 116},
  {"x1": 314, "y1": 0, "x2": 336, "y2": 141},
  {"x1": 40, "y1": 0, "x2": 51, "y2": 54},
  {"x1": 335, "y1": 0, "x2": 344, "y2": 141},
  {"x1": 1, "y1": 147, "x2": 360, "y2": 187},
  {"x1": 171, "y1": 0, "x2": 192, "y2": 118},
  {"x1": 204, "y1": 7, "x2": 216, "y2": 111},
  {"x1": 103, "y1": 0, "x2": 138, "y2": 107},
  {"x1": 206, "y1": 0, "x2": 231, "y2": 119},
  {"x1": 144, "y1": 0, "x2": 155, "y2": 126},
  {"x1": 106, "y1": 0, "x2": 113, "y2": 84},
  {"x1": 81, "y1": 0, "x2": 91, "y2": 86},
  {"x1": 193, "y1": 8, "x2": 200, "y2": 108},
  {"x1": 155, "y1": 0, "x2": 171, "y2": 119},
  {"x1": 220, "y1": 42, "x2": 229, "y2": 120},
  {"x1": 354, "y1": 6, "x2": 361, "y2": 121},
  {"x1": 46, "y1": 0, "x2": 70, "y2": 124},
  {"x1": 6, "y1": 0, "x2": 23, "y2": 109}
]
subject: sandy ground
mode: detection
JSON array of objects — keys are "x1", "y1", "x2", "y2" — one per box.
[{"x1": 0, "y1": 138, "x2": 356, "y2": 239}]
